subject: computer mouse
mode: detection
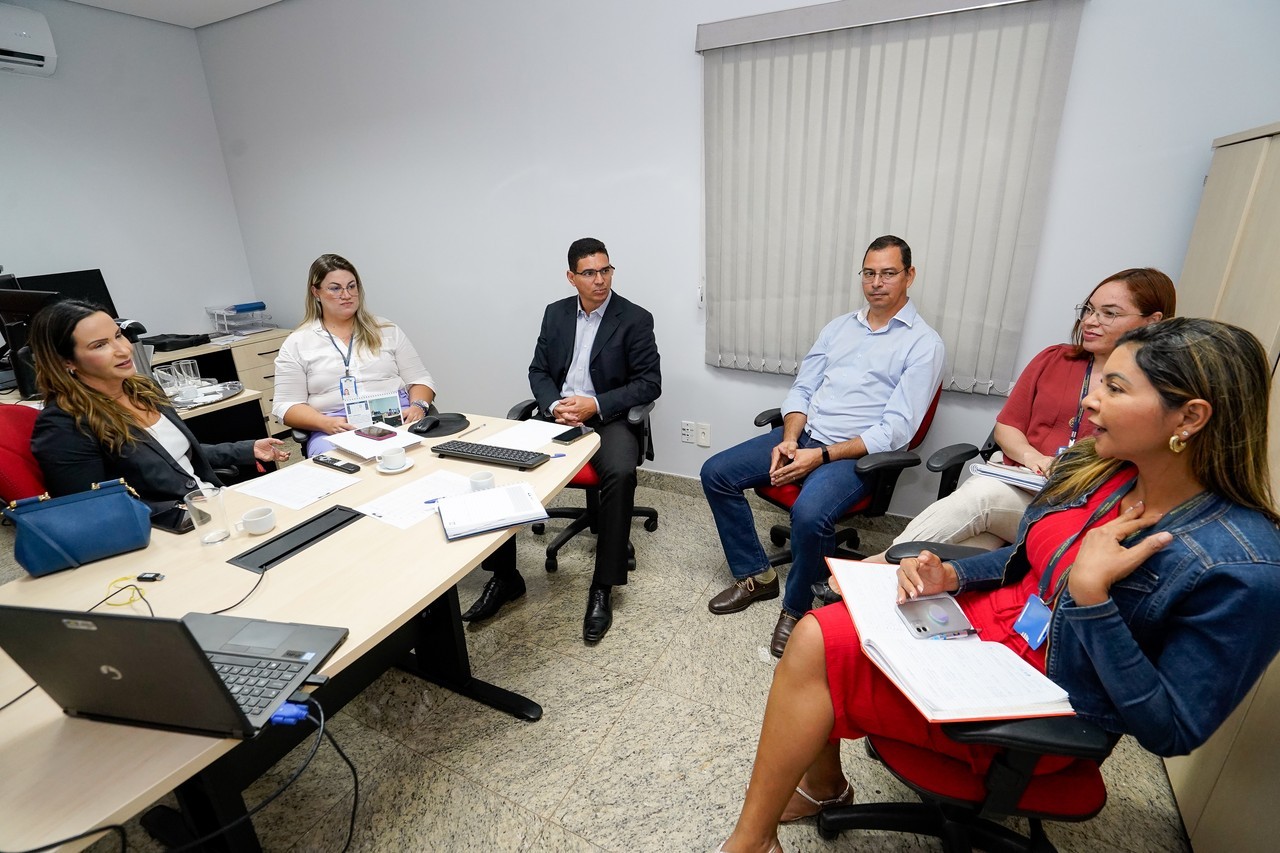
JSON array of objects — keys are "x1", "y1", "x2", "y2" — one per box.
[{"x1": 409, "y1": 415, "x2": 439, "y2": 435}]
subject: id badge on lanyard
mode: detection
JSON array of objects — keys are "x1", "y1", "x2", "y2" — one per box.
[{"x1": 339, "y1": 376, "x2": 359, "y2": 401}]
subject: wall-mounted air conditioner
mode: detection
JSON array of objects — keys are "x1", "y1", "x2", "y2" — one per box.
[{"x1": 0, "y1": 3, "x2": 56, "y2": 77}]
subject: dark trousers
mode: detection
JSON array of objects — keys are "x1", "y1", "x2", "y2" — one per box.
[{"x1": 487, "y1": 416, "x2": 640, "y2": 587}]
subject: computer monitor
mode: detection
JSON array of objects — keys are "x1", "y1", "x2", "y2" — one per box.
[
  {"x1": 0, "y1": 287, "x2": 59, "y2": 398},
  {"x1": 13, "y1": 268, "x2": 119, "y2": 319}
]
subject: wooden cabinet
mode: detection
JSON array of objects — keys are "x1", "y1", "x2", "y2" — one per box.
[
  {"x1": 1166, "y1": 120, "x2": 1280, "y2": 853},
  {"x1": 152, "y1": 328, "x2": 291, "y2": 434}
]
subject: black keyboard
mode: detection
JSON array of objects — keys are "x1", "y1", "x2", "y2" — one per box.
[
  {"x1": 432, "y1": 440, "x2": 550, "y2": 470},
  {"x1": 208, "y1": 652, "x2": 304, "y2": 716}
]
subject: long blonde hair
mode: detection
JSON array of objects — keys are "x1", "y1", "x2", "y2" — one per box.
[
  {"x1": 301, "y1": 253, "x2": 387, "y2": 356},
  {"x1": 1038, "y1": 318, "x2": 1278, "y2": 525},
  {"x1": 28, "y1": 299, "x2": 170, "y2": 453}
]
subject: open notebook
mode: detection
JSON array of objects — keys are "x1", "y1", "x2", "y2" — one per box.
[{"x1": 828, "y1": 558, "x2": 1073, "y2": 723}]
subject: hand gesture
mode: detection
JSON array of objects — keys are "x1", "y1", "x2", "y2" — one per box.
[
  {"x1": 1068, "y1": 501, "x2": 1172, "y2": 606},
  {"x1": 554, "y1": 395, "x2": 597, "y2": 425},
  {"x1": 253, "y1": 438, "x2": 291, "y2": 463},
  {"x1": 896, "y1": 550, "x2": 959, "y2": 603},
  {"x1": 769, "y1": 436, "x2": 823, "y2": 485}
]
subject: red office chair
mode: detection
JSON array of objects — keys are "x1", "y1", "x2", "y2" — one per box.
[
  {"x1": 0, "y1": 404, "x2": 45, "y2": 504},
  {"x1": 753, "y1": 386, "x2": 942, "y2": 565},
  {"x1": 813, "y1": 542, "x2": 1115, "y2": 852},
  {"x1": 819, "y1": 715, "x2": 1113, "y2": 852},
  {"x1": 507, "y1": 399, "x2": 658, "y2": 572}
]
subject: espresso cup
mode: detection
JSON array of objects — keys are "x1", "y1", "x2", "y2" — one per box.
[
  {"x1": 470, "y1": 471, "x2": 495, "y2": 491},
  {"x1": 377, "y1": 446, "x2": 407, "y2": 470},
  {"x1": 235, "y1": 506, "x2": 276, "y2": 536},
  {"x1": 185, "y1": 487, "x2": 230, "y2": 545}
]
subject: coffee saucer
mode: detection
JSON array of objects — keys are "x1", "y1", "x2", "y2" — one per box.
[{"x1": 376, "y1": 458, "x2": 415, "y2": 475}]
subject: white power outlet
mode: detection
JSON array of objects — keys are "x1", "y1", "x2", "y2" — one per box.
[
  {"x1": 680, "y1": 420, "x2": 695, "y2": 443},
  {"x1": 696, "y1": 422, "x2": 711, "y2": 447}
]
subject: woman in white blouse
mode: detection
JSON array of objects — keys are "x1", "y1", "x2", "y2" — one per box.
[{"x1": 272, "y1": 254, "x2": 436, "y2": 456}]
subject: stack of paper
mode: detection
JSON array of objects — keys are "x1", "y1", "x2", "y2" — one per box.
[
  {"x1": 435, "y1": 483, "x2": 549, "y2": 540},
  {"x1": 828, "y1": 558, "x2": 1073, "y2": 722},
  {"x1": 326, "y1": 428, "x2": 421, "y2": 461},
  {"x1": 969, "y1": 462, "x2": 1047, "y2": 493}
]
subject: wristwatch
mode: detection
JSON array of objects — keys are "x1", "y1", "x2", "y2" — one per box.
[
  {"x1": 821, "y1": 446, "x2": 831, "y2": 465},
  {"x1": 412, "y1": 400, "x2": 431, "y2": 413}
]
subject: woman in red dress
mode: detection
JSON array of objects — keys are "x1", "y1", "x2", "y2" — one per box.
[{"x1": 715, "y1": 318, "x2": 1280, "y2": 853}]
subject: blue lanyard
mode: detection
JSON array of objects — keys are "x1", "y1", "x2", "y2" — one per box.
[
  {"x1": 324, "y1": 327, "x2": 353, "y2": 377},
  {"x1": 1067, "y1": 356, "x2": 1094, "y2": 448}
]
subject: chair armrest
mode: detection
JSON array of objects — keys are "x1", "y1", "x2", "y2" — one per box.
[
  {"x1": 926, "y1": 442, "x2": 981, "y2": 500},
  {"x1": 926, "y1": 442, "x2": 982, "y2": 473},
  {"x1": 507, "y1": 399, "x2": 539, "y2": 421},
  {"x1": 942, "y1": 716, "x2": 1115, "y2": 762},
  {"x1": 885, "y1": 541, "x2": 989, "y2": 564},
  {"x1": 627, "y1": 401, "x2": 654, "y2": 426},
  {"x1": 854, "y1": 450, "x2": 921, "y2": 477},
  {"x1": 754, "y1": 408, "x2": 783, "y2": 429}
]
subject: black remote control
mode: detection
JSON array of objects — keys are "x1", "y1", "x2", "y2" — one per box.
[{"x1": 312, "y1": 454, "x2": 360, "y2": 474}]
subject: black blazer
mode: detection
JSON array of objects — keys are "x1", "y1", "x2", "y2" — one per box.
[
  {"x1": 528, "y1": 291, "x2": 661, "y2": 423},
  {"x1": 31, "y1": 401, "x2": 254, "y2": 515}
]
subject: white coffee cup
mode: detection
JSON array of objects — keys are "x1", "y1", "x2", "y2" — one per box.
[
  {"x1": 235, "y1": 506, "x2": 276, "y2": 536},
  {"x1": 377, "y1": 446, "x2": 407, "y2": 471},
  {"x1": 470, "y1": 471, "x2": 495, "y2": 491}
]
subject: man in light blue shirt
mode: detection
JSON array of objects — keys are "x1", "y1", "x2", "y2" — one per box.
[{"x1": 701, "y1": 235, "x2": 945, "y2": 656}]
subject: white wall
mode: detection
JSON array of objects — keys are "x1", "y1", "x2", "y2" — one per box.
[
  {"x1": 14, "y1": 0, "x2": 1280, "y2": 515},
  {"x1": 0, "y1": 0, "x2": 252, "y2": 331}
]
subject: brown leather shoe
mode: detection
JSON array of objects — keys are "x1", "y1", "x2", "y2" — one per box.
[
  {"x1": 770, "y1": 611, "x2": 799, "y2": 658},
  {"x1": 708, "y1": 573, "x2": 779, "y2": 614}
]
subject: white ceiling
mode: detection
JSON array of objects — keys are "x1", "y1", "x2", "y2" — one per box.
[{"x1": 64, "y1": 0, "x2": 283, "y2": 29}]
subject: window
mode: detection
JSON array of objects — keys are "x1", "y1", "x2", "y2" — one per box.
[{"x1": 699, "y1": 0, "x2": 1084, "y2": 393}]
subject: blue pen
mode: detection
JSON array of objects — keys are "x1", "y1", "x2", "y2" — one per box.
[
  {"x1": 551, "y1": 453, "x2": 566, "y2": 459},
  {"x1": 423, "y1": 498, "x2": 441, "y2": 506}
]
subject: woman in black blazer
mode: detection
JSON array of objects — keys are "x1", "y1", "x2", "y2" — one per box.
[{"x1": 28, "y1": 299, "x2": 288, "y2": 517}]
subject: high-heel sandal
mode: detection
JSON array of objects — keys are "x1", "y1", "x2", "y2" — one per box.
[
  {"x1": 779, "y1": 780, "x2": 853, "y2": 822},
  {"x1": 713, "y1": 843, "x2": 783, "y2": 853}
]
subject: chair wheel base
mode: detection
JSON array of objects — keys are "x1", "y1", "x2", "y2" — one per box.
[
  {"x1": 769, "y1": 525, "x2": 789, "y2": 547},
  {"x1": 532, "y1": 522, "x2": 546, "y2": 535},
  {"x1": 643, "y1": 517, "x2": 658, "y2": 532},
  {"x1": 545, "y1": 557, "x2": 558, "y2": 572}
]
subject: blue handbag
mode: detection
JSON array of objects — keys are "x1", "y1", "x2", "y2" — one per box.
[{"x1": 2, "y1": 479, "x2": 152, "y2": 577}]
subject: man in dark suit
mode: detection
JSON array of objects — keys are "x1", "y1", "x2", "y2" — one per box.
[{"x1": 462, "y1": 238, "x2": 661, "y2": 642}]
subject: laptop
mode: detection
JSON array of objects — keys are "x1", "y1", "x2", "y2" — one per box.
[{"x1": 0, "y1": 605, "x2": 348, "y2": 739}]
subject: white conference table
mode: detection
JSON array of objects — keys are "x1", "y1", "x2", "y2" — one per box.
[{"x1": 0, "y1": 415, "x2": 598, "y2": 851}]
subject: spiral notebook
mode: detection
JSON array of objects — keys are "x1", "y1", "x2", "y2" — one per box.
[{"x1": 435, "y1": 482, "x2": 549, "y2": 540}]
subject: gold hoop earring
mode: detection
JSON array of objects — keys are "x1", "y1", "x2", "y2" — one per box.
[{"x1": 1169, "y1": 431, "x2": 1188, "y2": 454}]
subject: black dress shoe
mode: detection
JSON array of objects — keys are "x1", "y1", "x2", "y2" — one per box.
[
  {"x1": 461, "y1": 572, "x2": 526, "y2": 621},
  {"x1": 810, "y1": 580, "x2": 842, "y2": 605},
  {"x1": 583, "y1": 585, "x2": 613, "y2": 643}
]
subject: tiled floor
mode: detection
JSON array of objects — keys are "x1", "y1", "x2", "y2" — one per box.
[{"x1": 2, "y1": 478, "x2": 1190, "y2": 852}]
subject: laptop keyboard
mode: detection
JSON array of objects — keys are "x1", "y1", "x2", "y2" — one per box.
[{"x1": 207, "y1": 653, "x2": 305, "y2": 716}]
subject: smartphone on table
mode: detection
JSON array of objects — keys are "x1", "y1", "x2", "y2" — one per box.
[
  {"x1": 355, "y1": 425, "x2": 396, "y2": 440},
  {"x1": 552, "y1": 425, "x2": 594, "y2": 445}
]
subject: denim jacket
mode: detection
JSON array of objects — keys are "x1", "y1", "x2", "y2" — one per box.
[{"x1": 952, "y1": 472, "x2": 1280, "y2": 757}]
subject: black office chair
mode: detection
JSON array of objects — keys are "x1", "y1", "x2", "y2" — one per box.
[
  {"x1": 813, "y1": 542, "x2": 1117, "y2": 852},
  {"x1": 507, "y1": 399, "x2": 658, "y2": 572},
  {"x1": 925, "y1": 427, "x2": 1000, "y2": 500}
]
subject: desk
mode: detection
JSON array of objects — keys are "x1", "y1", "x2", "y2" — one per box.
[
  {"x1": 0, "y1": 417, "x2": 598, "y2": 851},
  {"x1": 152, "y1": 328, "x2": 290, "y2": 435}
]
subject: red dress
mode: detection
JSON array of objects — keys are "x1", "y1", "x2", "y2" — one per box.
[{"x1": 812, "y1": 472, "x2": 1131, "y2": 774}]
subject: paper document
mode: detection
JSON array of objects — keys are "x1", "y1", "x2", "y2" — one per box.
[
  {"x1": 356, "y1": 471, "x2": 473, "y2": 530},
  {"x1": 476, "y1": 420, "x2": 565, "y2": 451},
  {"x1": 326, "y1": 427, "x2": 421, "y2": 461},
  {"x1": 435, "y1": 482, "x2": 549, "y2": 540},
  {"x1": 828, "y1": 558, "x2": 1072, "y2": 722},
  {"x1": 233, "y1": 464, "x2": 358, "y2": 510},
  {"x1": 969, "y1": 462, "x2": 1047, "y2": 493}
]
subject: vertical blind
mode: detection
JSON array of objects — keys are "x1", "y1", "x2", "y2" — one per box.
[{"x1": 701, "y1": 0, "x2": 1083, "y2": 393}]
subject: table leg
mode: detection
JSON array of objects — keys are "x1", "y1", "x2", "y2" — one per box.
[{"x1": 401, "y1": 538, "x2": 543, "y2": 721}]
